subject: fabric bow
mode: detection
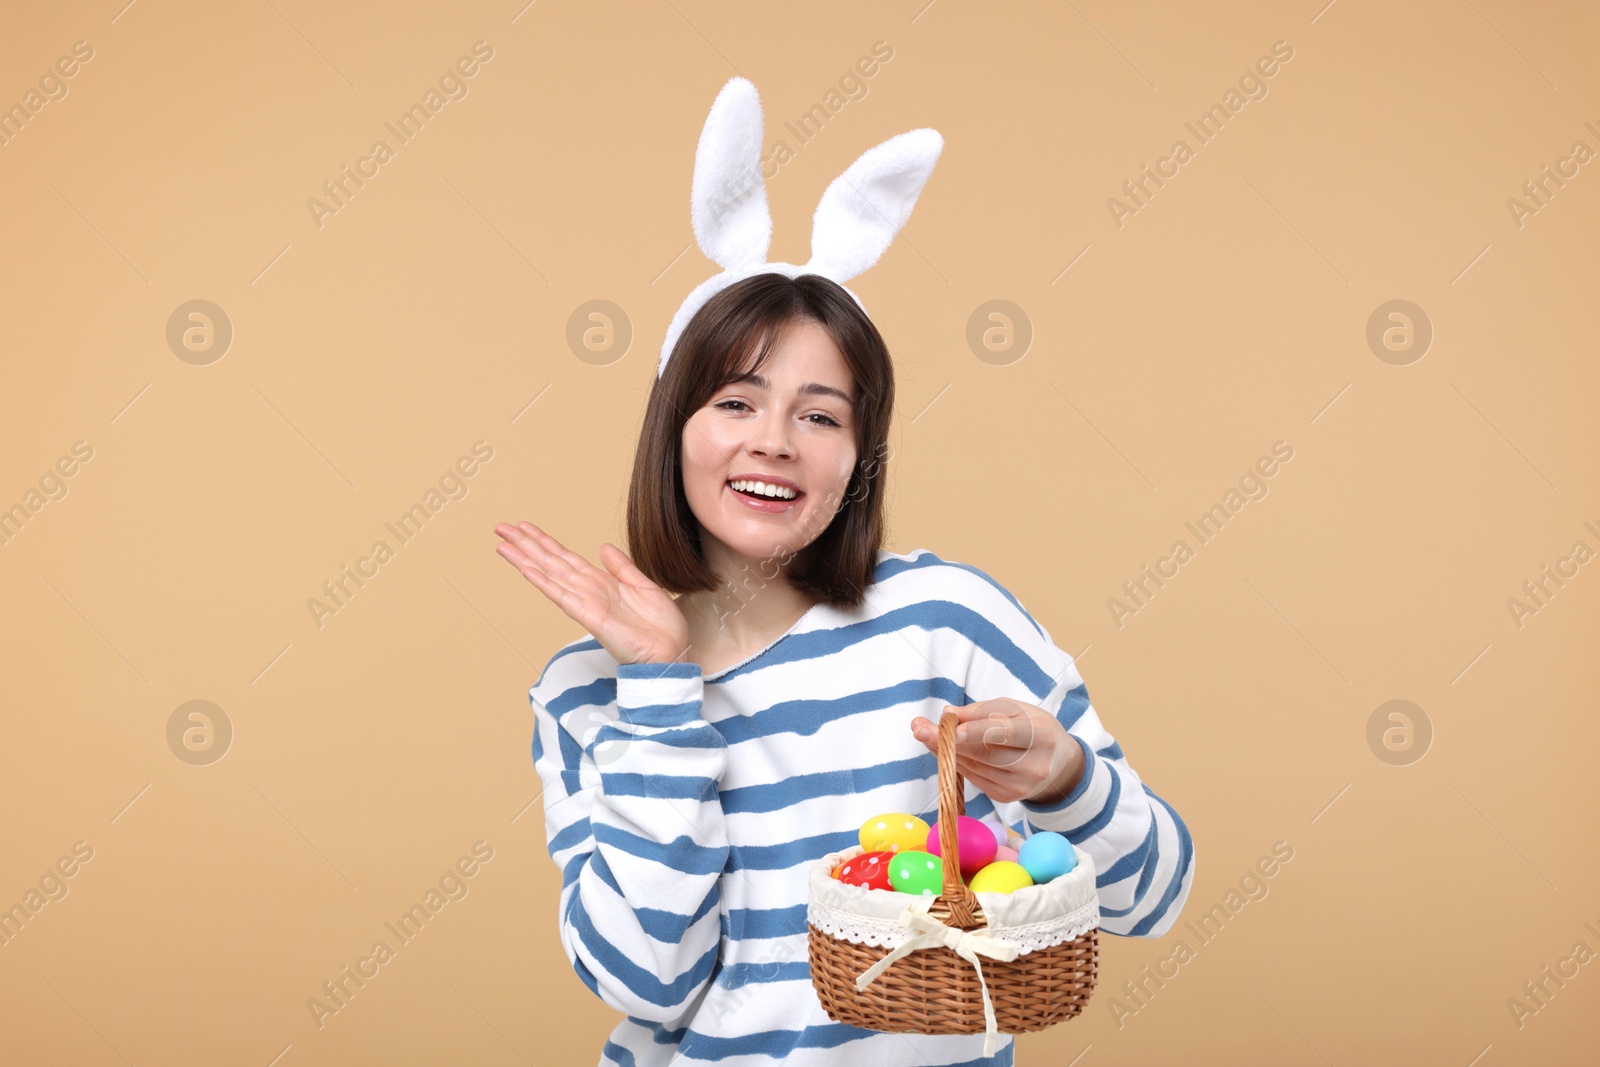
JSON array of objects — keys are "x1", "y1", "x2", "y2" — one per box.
[{"x1": 854, "y1": 904, "x2": 1020, "y2": 1056}]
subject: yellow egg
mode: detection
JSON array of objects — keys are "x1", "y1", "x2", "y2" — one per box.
[
  {"x1": 859, "y1": 813, "x2": 931, "y2": 853},
  {"x1": 968, "y1": 860, "x2": 1034, "y2": 895}
]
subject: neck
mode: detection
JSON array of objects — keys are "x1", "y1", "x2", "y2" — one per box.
[{"x1": 679, "y1": 541, "x2": 816, "y2": 647}]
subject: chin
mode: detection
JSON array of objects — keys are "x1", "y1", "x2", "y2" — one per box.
[
  {"x1": 722, "y1": 531, "x2": 800, "y2": 565},
  {"x1": 691, "y1": 486, "x2": 836, "y2": 569}
]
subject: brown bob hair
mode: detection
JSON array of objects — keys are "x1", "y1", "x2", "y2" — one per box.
[{"x1": 625, "y1": 272, "x2": 895, "y2": 609}]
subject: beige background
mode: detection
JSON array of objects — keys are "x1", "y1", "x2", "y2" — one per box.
[{"x1": 1, "y1": 0, "x2": 1596, "y2": 1064}]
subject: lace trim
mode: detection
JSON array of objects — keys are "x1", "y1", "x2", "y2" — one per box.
[{"x1": 807, "y1": 896, "x2": 1098, "y2": 954}]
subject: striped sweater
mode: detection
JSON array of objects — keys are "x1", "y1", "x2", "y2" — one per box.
[{"x1": 529, "y1": 548, "x2": 1195, "y2": 1066}]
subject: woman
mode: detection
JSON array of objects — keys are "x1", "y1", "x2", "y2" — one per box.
[{"x1": 495, "y1": 273, "x2": 1194, "y2": 1065}]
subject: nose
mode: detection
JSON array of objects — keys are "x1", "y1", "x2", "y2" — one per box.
[{"x1": 748, "y1": 408, "x2": 793, "y2": 460}]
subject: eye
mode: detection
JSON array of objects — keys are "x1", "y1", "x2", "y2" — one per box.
[{"x1": 715, "y1": 399, "x2": 841, "y2": 428}]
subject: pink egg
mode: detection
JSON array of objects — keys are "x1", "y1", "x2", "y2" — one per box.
[
  {"x1": 925, "y1": 816, "x2": 999, "y2": 878},
  {"x1": 995, "y1": 845, "x2": 1019, "y2": 863}
]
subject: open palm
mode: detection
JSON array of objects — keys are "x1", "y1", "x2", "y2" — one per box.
[{"x1": 494, "y1": 522, "x2": 689, "y2": 666}]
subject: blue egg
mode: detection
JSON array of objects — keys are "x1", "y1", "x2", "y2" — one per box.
[{"x1": 1017, "y1": 831, "x2": 1076, "y2": 884}]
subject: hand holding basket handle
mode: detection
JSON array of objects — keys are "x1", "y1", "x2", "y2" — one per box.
[{"x1": 910, "y1": 698, "x2": 1087, "y2": 806}]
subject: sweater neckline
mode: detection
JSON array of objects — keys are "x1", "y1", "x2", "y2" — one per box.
[{"x1": 702, "y1": 599, "x2": 827, "y2": 682}]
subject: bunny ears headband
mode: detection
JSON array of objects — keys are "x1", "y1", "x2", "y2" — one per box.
[{"x1": 657, "y1": 77, "x2": 945, "y2": 378}]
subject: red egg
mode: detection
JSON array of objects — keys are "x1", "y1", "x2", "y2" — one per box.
[
  {"x1": 835, "y1": 851, "x2": 894, "y2": 891},
  {"x1": 925, "y1": 816, "x2": 999, "y2": 878}
]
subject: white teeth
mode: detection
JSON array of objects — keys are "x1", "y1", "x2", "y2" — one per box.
[{"x1": 730, "y1": 479, "x2": 797, "y2": 500}]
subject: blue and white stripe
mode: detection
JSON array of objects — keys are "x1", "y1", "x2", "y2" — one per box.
[{"x1": 530, "y1": 548, "x2": 1195, "y2": 1066}]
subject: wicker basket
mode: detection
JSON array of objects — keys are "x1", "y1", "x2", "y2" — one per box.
[{"x1": 806, "y1": 707, "x2": 1099, "y2": 1054}]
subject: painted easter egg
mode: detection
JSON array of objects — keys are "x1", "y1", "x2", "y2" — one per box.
[
  {"x1": 969, "y1": 860, "x2": 1034, "y2": 895},
  {"x1": 860, "y1": 813, "x2": 931, "y2": 854},
  {"x1": 1017, "y1": 831, "x2": 1076, "y2": 884},
  {"x1": 925, "y1": 815, "x2": 998, "y2": 878},
  {"x1": 834, "y1": 851, "x2": 894, "y2": 891},
  {"x1": 888, "y1": 850, "x2": 944, "y2": 896},
  {"x1": 957, "y1": 856, "x2": 1011, "y2": 887},
  {"x1": 978, "y1": 814, "x2": 1010, "y2": 851}
]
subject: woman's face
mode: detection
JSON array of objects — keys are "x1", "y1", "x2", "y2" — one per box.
[{"x1": 681, "y1": 318, "x2": 858, "y2": 578}]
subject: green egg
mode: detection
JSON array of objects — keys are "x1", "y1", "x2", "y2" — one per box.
[{"x1": 889, "y1": 850, "x2": 944, "y2": 896}]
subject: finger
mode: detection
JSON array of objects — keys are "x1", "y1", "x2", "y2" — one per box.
[
  {"x1": 960, "y1": 703, "x2": 1039, "y2": 749},
  {"x1": 955, "y1": 749, "x2": 1037, "y2": 796},
  {"x1": 508, "y1": 550, "x2": 566, "y2": 601},
  {"x1": 932, "y1": 705, "x2": 1022, "y2": 753},
  {"x1": 496, "y1": 521, "x2": 540, "y2": 543},
  {"x1": 950, "y1": 712, "x2": 1027, "y2": 754},
  {"x1": 931, "y1": 707, "x2": 1002, "y2": 755},
  {"x1": 496, "y1": 523, "x2": 559, "y2": 572},
  {"x1": 513, "y1": 555, "x2": 589, "y2": 616},
  {"x1": 928, "y1": 722, "x2": 1023, "y2": 779},
  {"x1": 497, "y1": 539, "x2": 569, "y2": 592},
  {"x1": 951, "y1": 757, "x2": 1014, "y2": 797},
  {"x1": 498, "y1": 544, "x2": 555, "y2": 589},
  {"x1": 494, "y1": 538, "x2": 531, "y2": 567},
  {"x1": 941, "y1": 703, "x2": 1016, "y2": 744},
  {"x1": 497, "y1": 541, "x2": 581, "y2": 601},
  {"x1": 516, "y1": 522, "x2": 590, "y2": 578},
  {"x1": 599, "y1": 543, "x2": 658, "y2": 591},
  {"x1": 909, "y1": 717, "x2": 939, "y2": 750},
  {"x1": 982, "y1": 719, "x2": 1040, "y2": 772}
]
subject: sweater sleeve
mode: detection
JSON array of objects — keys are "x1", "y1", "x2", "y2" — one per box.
[
  {"x1": 950, "y1": 569, "x2": 1196, "y2": 939},
  {"x1": 529, "y1": 647, "x2": 729, "y2": 1023}
]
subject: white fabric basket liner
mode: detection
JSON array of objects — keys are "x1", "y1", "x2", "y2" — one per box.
[{"x1": 807, "y1": 843, "x2": 1100, "y2": 955}]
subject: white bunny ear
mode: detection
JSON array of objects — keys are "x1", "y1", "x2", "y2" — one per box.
[
  {"x1": 689, "y1": 77, "x2": 772, "y2": 271},
  {"x1": 804, "y1": 128, "x2": 943, "y2": 283}
]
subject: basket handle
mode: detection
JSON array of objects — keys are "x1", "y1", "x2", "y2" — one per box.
[{"x1": 934, "y1": 707, "x2": 984, "y2": 928}]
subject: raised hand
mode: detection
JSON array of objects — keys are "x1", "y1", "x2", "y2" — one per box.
[{"x1": 494, "y1": 522, "x2": 690, "y2": 666}]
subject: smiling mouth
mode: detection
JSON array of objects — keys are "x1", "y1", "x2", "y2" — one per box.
[
  {"x1": 725, "y1": 481, "x2": 804, "y2": 515},
  {"x1": 727, "y1": 479, "x2": 803, "y2": 502}
]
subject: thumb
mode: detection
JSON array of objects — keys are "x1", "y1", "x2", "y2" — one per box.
[{"x1": 599, "y1": 543, "x2": 653, "y2": 589}]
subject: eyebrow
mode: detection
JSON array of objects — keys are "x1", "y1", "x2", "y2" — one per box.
[{"x1": 726, "y1": 372, "x2": 854, "y2": 405}]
